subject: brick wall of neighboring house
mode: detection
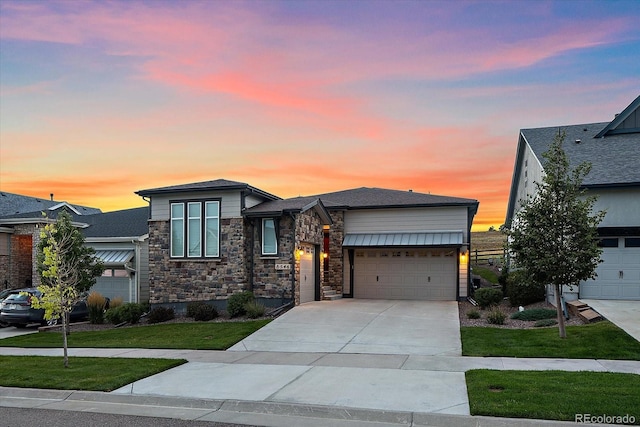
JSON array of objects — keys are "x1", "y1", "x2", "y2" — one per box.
[
  {"x1": 324, "y1": 210, "x2": 345, "y2": 296},
  {"x1": 9, "y1": 224, "x2": 40, "y2": 288},
  {"x1": 251, "y1": 216, "x2": 295, "y2": 302},
  {"x1": 147, "y1": 217, "x2": 249, "y2": 304},
  {"x1": 0, "y1": 232, "x2": 10, "y2": 288}
]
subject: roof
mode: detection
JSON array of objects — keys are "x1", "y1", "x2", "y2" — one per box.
[
  {"x1": 135, "y1": 178, "x2": 280, "y2": 201},
  {"x1": 94, "y1": 249, "x2": 135, "y2": 266},
  {"x1": 244, "y1": 197, "x2": 332, "y2": 225},
  {"x1": 0, "y1": 192, "x2": 101, "y2": 218},
  {"x1": 343, "y1": 231, "x2": 463, "y2": 247},
  {"x1": 506, "y1": 94, "x2": 640, "y2": 224},
  {"x1": 81, "y1": 207, "x2": 150, "y2": 238}
]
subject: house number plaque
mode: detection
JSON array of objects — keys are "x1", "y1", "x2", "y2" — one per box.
[{"x1": 275, "y1": 264, "x2": 291, "y2": 270}]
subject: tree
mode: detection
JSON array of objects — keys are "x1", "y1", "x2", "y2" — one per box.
[
  {"x1": 508, "y1": 132, "x2": 605, "y2": 338},
  {"x1": 32, "y1": 211, "x2": 103, "y2": 367}
]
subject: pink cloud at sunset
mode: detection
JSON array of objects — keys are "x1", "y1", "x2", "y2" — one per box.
[{"x1": 1, "y1": 0, "x2": 639, "y2": 230}]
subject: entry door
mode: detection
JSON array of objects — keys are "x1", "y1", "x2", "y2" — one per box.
[{"x1": 299, "y1": 245, "x2": 315, "y2": 303}]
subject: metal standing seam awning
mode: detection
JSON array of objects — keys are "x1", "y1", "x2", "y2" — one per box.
[
  {"x1": 94, "y1": 250, "x2": 134, "y2": 267},
  {"x1": 342, "y1": 231, "x2": 464, "y2": 247}
]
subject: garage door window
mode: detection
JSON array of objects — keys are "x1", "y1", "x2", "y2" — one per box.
[
  {"x1": 598, "y1": 238, "x2": 619, "y2": 248},
  {"x1": 625, "y1": 238, "x2": 640, "y2": 247}
]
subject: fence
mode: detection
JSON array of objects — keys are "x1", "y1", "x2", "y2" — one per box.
[{"x1": 470, "y1": 248, "x2": 506, "y2": 267}]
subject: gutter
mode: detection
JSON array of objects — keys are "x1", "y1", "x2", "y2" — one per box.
[{"x1": 289, "y1": 212, "x2": 297, "y2": 305}]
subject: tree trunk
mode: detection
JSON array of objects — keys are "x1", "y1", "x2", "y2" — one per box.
[
  {"x1": 555, "y1": 283, "x2": 567, "y2": 338},
  {"x1": 62, "y1": 315, "x2": 69, "y2": 368}
]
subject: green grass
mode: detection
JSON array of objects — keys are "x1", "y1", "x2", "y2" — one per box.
[
  {"x1": 466, "y1": 370, "x2": 640, "y2": 423},
  {"x1": 461, "y1": 321, "x2": 640, "y2": 360},
  {"x1": 510, "y1": 308, "x2": 556, "y2": 321},
  {"x1": 470, "y1": 266, "x2": 499, "y2": 284},
  {"x1": 0, "y1": 320, "x2": 270, "y2": 350},
  {"x1": 0, "y1": 355, "x2": 186, "y2": 391}
]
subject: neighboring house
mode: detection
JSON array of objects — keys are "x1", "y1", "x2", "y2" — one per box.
[
  {"x1": 505, "y1": 95, "x2": 640, "y2": 301},
  {"x1": 0, "y1": 192, "x2": 149, "y2": 303},
  {"x1": 136, "y1": 179, "x2": 478, "y2": 310}
]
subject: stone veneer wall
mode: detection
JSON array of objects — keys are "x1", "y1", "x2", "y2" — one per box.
[
  {"x1": 147, "y1": 217, "x2": 249, "y2": 304},
  {"x1": 324, "y1": 210, "x2": 345, "y2": 295},
  {"x1": 251, "y1": 216, "x2": 295, "y2": 302},
  {"x1": 294, "y1": 209, "x2": 325, "y2": 305}
]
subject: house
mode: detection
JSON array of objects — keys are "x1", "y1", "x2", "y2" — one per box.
[
  {"x1": 0, "y1": 192, "x2": 149, "y2": 303},
  {"x1": 505, "y1": 95, "x2": 640, "y2": 301},
  {"x1": 136, "y1": 179, "x2": 478, "y2": 310}
]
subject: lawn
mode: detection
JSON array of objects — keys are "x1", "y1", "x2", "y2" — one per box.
[
  {"x1": 461, "y1": 321, "x2": 640, "y2": 360},
  {"x1": 0, "y1": 355, "x2": 186, "y2": 391},
  {"x1": 466, "y1": 369, "x2": 640, "y2": 423},
  {"x1": 0, "y1": 319, "x2": 270, "y2": 350}
]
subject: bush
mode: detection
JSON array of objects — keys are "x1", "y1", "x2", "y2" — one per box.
[
  {"x1": 534, "y1": 318, "x2": 558, "y2": 327},
  {"x1": 227, "y1": 291, "x2": 254, "y2": 317},
  {"x1": 105, "y1": 303, "x2": 144, "y2": 325},
  {"x1": 147, "y1": 306, "x2": 175, "y2": 324},
  {"x1": 510, "y1": 308, "x2": 556, "y2": 321},
  {"x1": 467, "y1": 309, "x2": 481, "y2": 319},
  {"x1": 487, "y1": 308, "x2": 506, "y2": 325},
  {"x1": 109, "y1": 296, "x2": 124, "y2": 309},
  {"x1": 506, "y1": 270, "x2": 545, "y2": 307},
  {"x1": 245, "y1": 301, "x2": 266, "y2": 319},
  {"x1": 86, "y1": 291, "x2": 107, "y2": 324},
  {"x1": 186, "y1": 301, "x2": 207, "y2": 318},
  {"x1": 474, "y1": 287, "x2": 503, "y2": 309},
  {"x1": 193, "y1": 304, "x2": 218, "y2": 321}
]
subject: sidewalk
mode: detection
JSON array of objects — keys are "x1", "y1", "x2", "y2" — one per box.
[{"x1": 1, "y1": 347, "x2": 638, "y2": 426}]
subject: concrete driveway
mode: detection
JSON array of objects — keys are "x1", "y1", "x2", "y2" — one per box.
[
  {"x1": 229, "y1": 299, "x2": 461, "y2": 356},
  {"x1": 582, "y1": 299, "x2": 640, "y2": 342}
]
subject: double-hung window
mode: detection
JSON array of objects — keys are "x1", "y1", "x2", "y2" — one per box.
[
  {"x1": 262, "y1": 218, "x2": 278, "y2": 255},
  {"x1": 171, "y1": 200, "x2": 220, "y2": 258}
]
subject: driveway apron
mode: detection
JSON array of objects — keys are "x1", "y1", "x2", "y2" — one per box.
[
  {"x1": 228, "y1": 299, "x2": 462, "y2": 356},
  {"x1": 582, "y1": 299, "x2": 640, "y2": 342}
]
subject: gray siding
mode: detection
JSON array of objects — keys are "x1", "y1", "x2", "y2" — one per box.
[
  {"x1": 138, "y1": 240, "x2": 150, "y2": 303},
  {"x1": 590, "y1": 187, "x2": 640, "y2": 228},
  {"x1": 514, "y1": 140, "x2": 544, "y2": 213},
  {"x1": 150, "y1": 191, "x2": 243, "y2": 220}
]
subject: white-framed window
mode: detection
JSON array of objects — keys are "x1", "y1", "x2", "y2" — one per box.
[
  {"x1": 262, "y1": 218, "x2": 277, "y2": 255},
  {"x1": 171, "y1": 200, "x2": 220, "y2": 258}
]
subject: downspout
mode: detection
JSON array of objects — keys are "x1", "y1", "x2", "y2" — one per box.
[
  {"x1": 249, "y1": 219, "x2": 254, "y2": 292},
  {"x1": 289, "y1": 212, "x2": 296, "y2": 305}
]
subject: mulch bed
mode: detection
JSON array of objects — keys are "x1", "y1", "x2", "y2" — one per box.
[{"x1": 459, "y1": 299, "x2": 586, "y2": 329}]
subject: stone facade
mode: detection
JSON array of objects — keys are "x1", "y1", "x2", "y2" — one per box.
[
  {"x1": 293, "y1": 209, "x2": 325, "y2": 305},
  {"x1": 147, "y1": 217, "x2": 249, "y2": 304},
  {"x1": 324, "y1": 210, "x2": 345, "y2": 295}
]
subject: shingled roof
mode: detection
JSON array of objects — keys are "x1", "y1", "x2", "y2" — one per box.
[
  {"x1": 0, "y1": 191, "x2": 101, "y2": 218},
  {"x1": 136, "y1": 178, "x2": 280, "y2": 201}
]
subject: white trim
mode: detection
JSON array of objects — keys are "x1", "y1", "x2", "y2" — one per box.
[{"x1": 48, "y1": 202, "x2": 81, "y2": 215}]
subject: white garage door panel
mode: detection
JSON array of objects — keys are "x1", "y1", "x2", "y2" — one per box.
[
  {"x1": 354, "y1": 249, "x2": 456, "y2": 300},
  {"x1": 581, "y1": 243, "x2": 640, "y2": 300}
]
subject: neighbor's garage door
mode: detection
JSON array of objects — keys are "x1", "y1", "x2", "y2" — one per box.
[
  {"x1": 581, "y1": 238, "x2": 640, "y2": 300},
  {"x1": 353, "y1": 249, "x2": 457, "y2": 300},
  {"x1": 299, "y1": 245, "x2": 316, "y2": 303}
]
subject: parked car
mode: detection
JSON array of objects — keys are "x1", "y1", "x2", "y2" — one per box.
[
  {"x1": 0, "y1": 288, "x2": 89, "y2": 328},
  {"x1": 0, "y1": 288, "x2": 21, "y2": 327}
]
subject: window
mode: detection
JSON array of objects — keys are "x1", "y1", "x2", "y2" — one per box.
[
  {"x1": 625, "y1": 238, "x2": 640, "y2": 248},
  {"x1": 598, "y1": 238, "x2": 619, "y2": 248},
  {"x1": 171, "y1": 200, "x2": 220, "y2": 258},
  {"x1": 262, "y1": 218, "x2": 277, "y2": 255}
]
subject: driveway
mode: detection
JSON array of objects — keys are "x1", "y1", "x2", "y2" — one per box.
[
  {"x1": 229, "y1": 299, "x2": 461, "y2": 356},
  {"x1": 582, "y1": 299, "x2": 640, "y2": 342}
]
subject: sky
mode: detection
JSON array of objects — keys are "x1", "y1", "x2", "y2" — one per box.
[{"x1": 1, "y1": 1, "x2": 639, "y2": 231}]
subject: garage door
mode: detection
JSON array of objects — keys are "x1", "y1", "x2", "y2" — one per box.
[
  {"x1": 581, "y1": 237, "x2": 640, "y2": 300},
  {"x1": 299, "y1": 245, "x2": 315, "y2": 303},
  {"x1": 353, "y1": 249, "x2": 457, "y2": 300}
]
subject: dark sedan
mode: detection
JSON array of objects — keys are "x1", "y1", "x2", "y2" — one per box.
[{"x1": 0, "y1": 288, "x2": 89, "y2": 328}]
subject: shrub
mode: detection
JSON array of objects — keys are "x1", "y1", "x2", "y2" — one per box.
[
  {"x1": 487, "y1": 308, "x2": 506, "y2": 325},
  {"x1": 186, "y1": 301, "x2": 207, "y2": 318},
  {"x1": 105, "y1": 303, "x2": 144, "y2": 325},
  {"x1": 510, "y1": 308, "x2": 556, "y2": 321},
  {"x1": 193, "y1": 304, "x2": 218, "y2": 321},
  {"x1": 109, "y1": 296, "x2": 124, "y2": 309},
  {"x1": 534, "y1": 318, "x2": 558, "y2": 327},
  {"x1": 467, "y1": 309, "x2": 481, "y2": 319},
  {"x1": 474, "y1": 287, "x2": 503, "y2": 309},
  {"x1": 86, "y1": 291, "x2": 107, "y2": 324},
  {"x1": 245, "y1": 301, "x2": 266, "y2": 319},
  {"x1": 227, "y1": 291, "x2": 254, "y2": 317},
  {"x1": 506, "y1": 270, "x2": 545, "y2": 307},
  {"x1": 147, "y1": 306, "x2": 175, "y2": 324}
]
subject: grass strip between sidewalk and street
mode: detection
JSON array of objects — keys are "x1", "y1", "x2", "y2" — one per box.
[
  {"x1": 0, "y1": 355, "x2": 186, "y2": 391},
  {"x1": 0, "y1": 320, "x2": 270, "y2": 350},
  {"x1": 461, "y1": 321, "x2": 640, "y2": 360},
  {"x1": 466, "y1": 369, "x2": 640, "y2": 423}
]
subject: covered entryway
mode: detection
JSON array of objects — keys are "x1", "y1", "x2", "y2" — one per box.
[
  {"x1": 299, "y1": 244, "x2": 315, "y2": 303},
  {"x1": 581, "y1": 237, "x2": 640, "y2": 300},
  {"x1": 91, "y1": 249, "x2": 136, "y2": 302},
  {"x1": 344, "y1": 232, "x2": 462, "y2": 301}
]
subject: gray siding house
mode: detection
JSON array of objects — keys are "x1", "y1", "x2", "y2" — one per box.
[
  {"x1": 506, "y1": 94, "x2": 640, "y2": 301},
  {"x1": 137, "y1": 180, "x2": 478, "y2": 309}
]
